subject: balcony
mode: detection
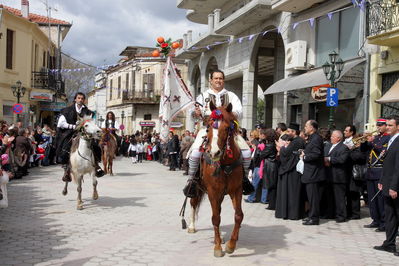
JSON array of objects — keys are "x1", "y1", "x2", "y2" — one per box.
[
  {"x1": 367, "y1": 0, "x2": 399, "y2": 46},
  {"x1": 177, "y1": 0, "x2": 231, "y2": 24},
  {"x1": 31, "y1": 70, "x2": 65, "y2": 94},
  {"x1": 271, "y1": 0, "x2": 326, "y2": 13},
  {"x1": 214, "y1": 0, "x2": 278, "y2": 35},
  {"x1": 122, "y1": 90, "x2": 160, "y2": 104}
]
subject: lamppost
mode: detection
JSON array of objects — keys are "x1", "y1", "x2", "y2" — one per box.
[
  {"x1": 121, "y1": 110, "x2": 125, "y2": 135},
  {"x1": 11, "y1": 80, "x2": 26, "y2": 121},
  {"x1": 322, "y1": 51, "x2": 344, "y2": 129},
  {"x1": 98, "y1": 115, "x2": 104, "y2": 128}
]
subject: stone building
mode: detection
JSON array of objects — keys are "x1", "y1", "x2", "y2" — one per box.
[{"x1": 177, "y1": 0, "x2": 369, "y2": 131}]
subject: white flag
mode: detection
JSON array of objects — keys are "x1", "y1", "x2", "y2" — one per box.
[{"x1": 159, "y1": 57, "x2": 194, "y2": 141}]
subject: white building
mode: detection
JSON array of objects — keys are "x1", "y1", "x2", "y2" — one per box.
[
  {"x1": 177, "y1": 0, "x2": 368, "y2": 130},
  {"x1": 88, "y1": 71, "x2": 107, "y2": 127}
]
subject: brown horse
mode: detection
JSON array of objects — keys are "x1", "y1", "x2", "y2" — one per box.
[
  {"x1": 188, "y1": 102, "x2": 244, "y2": 257},
  {"x1": 100, "y1": 129, "x2": 117, "y2": 175}
]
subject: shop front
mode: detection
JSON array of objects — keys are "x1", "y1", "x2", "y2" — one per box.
[
  {"x1": 39, "y1": 101, "x2": 67, "y2": 128},
  {"x1": 139, "y1": 121, "x2": 156, "y2": 133}
]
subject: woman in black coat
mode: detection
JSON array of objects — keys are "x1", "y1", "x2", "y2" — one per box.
[{"x1": 261, "y1": 129, "x2": 279, "y2": 210}]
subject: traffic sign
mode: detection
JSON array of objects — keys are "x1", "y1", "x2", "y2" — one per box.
[
  {"x1": 326, "y1": 87, "x2": 339, "y2": 107},
  {"x1": 13, "y1": 103, "x2": 24, "y2": 114},
  {"x1": 119, "y1": 124, "x2": 125, "y2": 130}
]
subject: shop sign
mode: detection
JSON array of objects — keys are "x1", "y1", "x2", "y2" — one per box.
[
  {"x1": 40, "y1": 101, "x2": 67, "y2": 111},
  {"x1": 139, "y1": 121, "x2": 156, "y2": 127},
  {"x1": 170, "y1": 121, "x2": 184, "y2": 128},
  {"x1": 311, "y1": 84, "x2": 329, "y2": 102},
  {"x1": 30, "y1": 92, "x2": 53, "y2": 102}
]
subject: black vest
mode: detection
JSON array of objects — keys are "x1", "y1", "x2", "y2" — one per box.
[
  {"x1": 60, "y1": 104, "x2": 91, "y2": 125},
  {"x1": 105, "y1": 120, "x2": 115, "y2": 129}
]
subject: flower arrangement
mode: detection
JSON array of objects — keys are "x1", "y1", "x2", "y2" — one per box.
[{"x1": 152, "y1": 37, "x2": 180, "y2": 57}]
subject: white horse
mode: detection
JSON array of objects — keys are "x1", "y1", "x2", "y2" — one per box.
[
  {"x1": 0, "y1": 171, "x2": 9, "y2": 208},
  {"x1": 62, "y1": 115, "x2": 102, "y2": 210}
]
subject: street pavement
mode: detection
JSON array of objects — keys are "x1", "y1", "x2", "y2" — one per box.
[{"x1": 0, "y1": 157, "x2": 398, "y2": 266}]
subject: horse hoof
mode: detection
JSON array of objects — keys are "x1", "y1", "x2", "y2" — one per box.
[
  {"x1": 188, "y1": 228, "x2": 196, "y2": 234},
  {"x1": 93, "y1": 193, "x2": 98, "y2": 200},
  {"x1": 225, "y1": 241, "x2": 235, "y2": 254},
  {"x1": 62, "y1": 190, "x2": 67, "y2": 196},
  {"x1": 214, "y1": 249, "x2": 225, "y2": 257},
  {"x1": 77, "y1": 205, "x2": 83, "y2": 210}
]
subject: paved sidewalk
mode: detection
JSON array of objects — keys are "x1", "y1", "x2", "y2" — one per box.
[{"x1": 0, "y1": 157, "x2": 398, "y2": 265}]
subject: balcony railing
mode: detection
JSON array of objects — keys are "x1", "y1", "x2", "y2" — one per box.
[
  {"x1": 122, "y1": 90, "x2": 160, "y2": 103},
  {"x1": 367, "y1": 0, "x2": 399, "y2": 37},
  {"x1": 31, "y1": 70, "x2": 65, "y2": 94}
]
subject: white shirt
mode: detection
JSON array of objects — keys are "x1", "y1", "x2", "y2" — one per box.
[
  {"x1": 128, "y1": 144, "x2": 137, "y2": 152},
  {"x1": 343, "y1": 137, "x2": 354, "y2": 149},
  {"x1": 388, "y1": 133, "x2": 399, "y2": 150},
  {"x1": 137, "y1": 143, "x2": 144, "y2": 153},
  {"x1": 57, "y1": 103, "x2": 86, "y2": 130},
  {"x1": 101, "y1": 120, "x2": 120, "y2": 131},
  {"x1": 192, "y1": 88, "x2": 243, "y2": 120}
]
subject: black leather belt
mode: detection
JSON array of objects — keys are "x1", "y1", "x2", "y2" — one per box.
[{"x1": 368, "y1": 164, "x2": 383, "y2": 168}]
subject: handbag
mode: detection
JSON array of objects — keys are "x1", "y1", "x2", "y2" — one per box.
[
  {"x1": 296, "y1": 158, "x2": 304, "y2": 174},
  {"x1": 352, "y1": 164, "x2": 367, "y2": 181}
]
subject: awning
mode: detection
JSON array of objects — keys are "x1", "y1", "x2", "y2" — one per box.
[
  {"x1": 264, "y1": 58, "x2": 366, "y2": 95},
  {"x1": 376, "y1": 78, "x2": 399, "y2": 103}
]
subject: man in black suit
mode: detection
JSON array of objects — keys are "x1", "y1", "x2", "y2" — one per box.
[
  {"x1": 374, "y1": 115, "x2": 399, "y2": 256},
  {"x1": 324, "y1": 130, "x2": 350, "y2": 223},
  {"x1": 56, "y1": 92, "x2": 104, "y2": 182},
  {"x1": 301, "y1": 120, "x2": 325, "y2": 225}
]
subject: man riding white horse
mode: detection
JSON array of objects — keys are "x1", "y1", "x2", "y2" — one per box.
[
  {"x1": 183, "y1": 70, "x2": 254, "y2": 196},
  {"x1": 56, "y1": 92, "x2": 105, "y2": 182}
]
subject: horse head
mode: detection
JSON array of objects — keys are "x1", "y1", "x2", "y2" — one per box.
[
  {"x1": 206, "y1": 101, "x2": 239, "y2": 161},
  {"x1": 76, "y1": 115, "x2": 102, "y2": 140}
]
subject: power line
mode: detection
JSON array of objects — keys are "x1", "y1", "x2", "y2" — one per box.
[{"x1": 61, "y1": 52, "x2": 96, "y2": 68}]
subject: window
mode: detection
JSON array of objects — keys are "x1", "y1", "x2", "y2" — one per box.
[
  {"x1": 126, "y1": 73, "x2": 129, "y2": 90},
  {"x1": 131, "y1": 71, "x2": 136, "y2": 92},
  {"x1": 316, "y1": 7, "x2": 360, "y2": 66},
  {"x1": 118, "y1": 76, "x2": 121, "y2": 98},
  {"x1": 109, "y1": 79, "x2": 113, "y2": 100},
  {"x1": 143, "y1": 73, "x2": 155, "y2": 97},
  {"x1": 3, "y1": 102, "x2": 14, "y2": 124},
  {"x1": 144, "y1": 114, "x2": 152, "y2": 120},
  {"x1": 6, "y1": 29, "x2": 14, "y2": 69},
  {"x1": 43, "y1": 51, "x2": 46, "y2": 68}
]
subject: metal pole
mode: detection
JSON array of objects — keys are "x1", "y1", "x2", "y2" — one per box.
[
  {"x1": 328, "y1": 71, "x2": 336, "y2": 130},
  {"x1": 17, "y1": 91, "x2": 20, "y2": 122}
]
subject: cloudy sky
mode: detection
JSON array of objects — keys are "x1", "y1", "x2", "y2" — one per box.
[{"x1": 1, "y1": 0, "x2": 207, "y2": 66}]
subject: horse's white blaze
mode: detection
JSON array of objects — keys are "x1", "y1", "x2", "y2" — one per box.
[{"x1": 209, "y1": 128, "x2": 220, "y2": 159}]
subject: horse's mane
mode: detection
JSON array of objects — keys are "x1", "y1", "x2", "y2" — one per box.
[
  {"x1": 75, "y1": 115, "x2": 93, "y2": 131},
  {"x1": 70, "y1": 136, "x2": 80, "y2": 153}
]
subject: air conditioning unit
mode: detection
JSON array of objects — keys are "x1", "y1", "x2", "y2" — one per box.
[{"x1": 285, "y1": 40, "x2": 307, "y2": 70}]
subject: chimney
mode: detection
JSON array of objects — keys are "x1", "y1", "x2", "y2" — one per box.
[{"x1": 21, "y1": 0, "x2": 29, "y2": 18}]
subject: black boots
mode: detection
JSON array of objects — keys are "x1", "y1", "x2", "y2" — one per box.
[
  {"x1": 62, "y1": 165, "x2": 72, "y2": 182},
  {"x1": 183, "y1": 178, "x2": 199, "y2": 198},
  {"x1": 242, "y1": 175, "x2": 255, "y2": 195},
  {"x1": 95, "y1": 165, "x2": 105, "y2": 178}
]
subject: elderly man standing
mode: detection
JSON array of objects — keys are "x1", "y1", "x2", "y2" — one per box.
[
  {"x1": 324, "y1": 130, "x2": 350, "y2": 223},
  {"x1": 301, "y1": 120, "x2": 325, "y2": 225},
  {"x1": 374, "y1": 116, "x2": 399, "y2": 256}
]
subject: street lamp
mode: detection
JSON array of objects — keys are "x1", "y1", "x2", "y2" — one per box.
[
  {"x1": 121, "y1": 110, "x2": 125, "y2": 135},
  {"x1": 98, "y1": 115, "x2": 104, "y2": 128},
  {"x1": 322, "y1": 51, "x2": 344, "y2": 129},
  {"x1": 11, "y1": 80, "x2": 26, "y2": 121}
]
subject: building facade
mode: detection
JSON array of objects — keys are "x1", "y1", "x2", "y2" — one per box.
[
  {"x1": 91, "y1": 46, "x2": 188, "y2": 135},
  {"x1": 177, "y1": 0, "x2": 369, "y2": 131},
  {"x1": 0, "y1": 2, "x2": 71, "y2": 127}
]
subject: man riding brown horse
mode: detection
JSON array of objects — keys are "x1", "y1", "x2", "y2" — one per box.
[
  {"x1": 56, "y1": 92, "x2": 105, "y2": 182},
  {"x1": 183, "y1": 69, "x2": 254, "y2": 197}
]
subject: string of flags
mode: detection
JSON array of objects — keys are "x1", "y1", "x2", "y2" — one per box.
[{"x1": 51, "y1": 0, "x2": 367, "y2": 73}]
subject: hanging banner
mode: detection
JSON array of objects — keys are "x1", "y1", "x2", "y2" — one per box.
[{"x1": 30, "y1": 92, "x2": 53, "y2": 102}]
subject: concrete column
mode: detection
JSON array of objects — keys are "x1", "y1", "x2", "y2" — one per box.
[
  {"x1": 214, "y1": 9, "x2": 221, "y2": 28},
  {"x1": 187, "y1": 30, "x2": 193, "y2": 46},
  {"x1": 272, "y1": 93, "x2": 285, "y2": 128},
  {"x1": 183, "y1": 33, "x2": 188, "y2": 49},
  {"x1": 208, "y1": 14, "x2": 214, "y2": 33},
  {"x1": 242, "y1": 70, "x2": 255, "y2": 130}
]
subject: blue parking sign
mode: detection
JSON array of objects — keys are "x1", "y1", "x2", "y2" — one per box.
[{"x1": 327, "y1": 87, "x2": 339, "y2": 107}]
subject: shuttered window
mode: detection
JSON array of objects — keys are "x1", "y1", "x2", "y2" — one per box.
[{"x1": 6, "y1": 29, "x2": 14, "y2": 69}]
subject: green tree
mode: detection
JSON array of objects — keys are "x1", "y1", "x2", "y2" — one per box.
[{"x1": 256, "y1": 97, "x2": 265, "y2": 124}]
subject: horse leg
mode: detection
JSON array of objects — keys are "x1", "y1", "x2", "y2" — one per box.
[
  {"x1": 209, "y1": 193, "x2": 224, "y2": 257},
  {"x1": 92, "y1": 175, "x2": 98, "y2": 200},
  {"x1": 62, "y1": 181, "x2": 68, "y2": 196},
  {"x1": 225, "y1": 190, "x2": 244, "y2": 254},
  {"x1": 188, "y1": 198, "x2": 199, "y2": 233},
  {"x1": 77, "y1": 176, "x2": 83, "y2": 210},
  {"x1": 102, "y1": 153, "x2": 107, "y2": 174}
]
